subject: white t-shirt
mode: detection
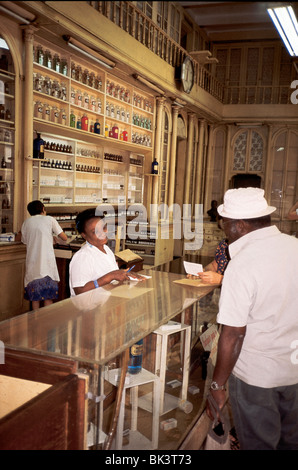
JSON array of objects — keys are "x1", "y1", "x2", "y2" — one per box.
[
  {"x1": 21, "y1": 214, "x2": 63, "y2": 286},
  {"x1": 217, "y1": 225, "x2": 298, "y2": 388},
  {"x1": 69, "y1": 241, "x2": 118, "y2": 296}
]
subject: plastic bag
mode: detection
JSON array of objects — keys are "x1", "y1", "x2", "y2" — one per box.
[{"x1": 204, "y1": 394, "x2": 231, "y2": 450}]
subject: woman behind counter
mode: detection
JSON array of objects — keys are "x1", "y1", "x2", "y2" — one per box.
[
  {"x1": 69, "y1": 208, "x2": 137, "y2": 296},
  {"x1": 21, "y1": 200, "x2": 67, "y2": 310}
]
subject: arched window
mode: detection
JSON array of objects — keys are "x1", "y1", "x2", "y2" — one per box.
[{"x1": 233, "y1": 130, "x2": 264, "y2": 173}]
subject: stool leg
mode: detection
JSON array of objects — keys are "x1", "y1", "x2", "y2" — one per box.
[
  {"x1": 152, "y1": 377, "x2": 160, "y2": 449},
  {"x1": 131, "y1": 386, "x2": 138, "y2": 431},
  {"x1": 115, "y1": 387, "x2": 126, "y2": 449},
  {"x1": 159, "y1": 334, "x2": 168, "y2": 414},
  {"x1": 155, "y1": 335, "x2": 162, "y2": 374},
  {"x1": 181, "y1": 326, "x2": 191, "y2": 402}
]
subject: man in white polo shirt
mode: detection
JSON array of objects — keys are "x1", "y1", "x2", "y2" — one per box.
[{"x1": 206, "y1": 188, "x2": 298, "y2": 450}]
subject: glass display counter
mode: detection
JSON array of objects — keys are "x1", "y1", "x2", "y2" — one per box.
[{"x1": 0, "y1": 269, "x2": 220, "y2": 450}]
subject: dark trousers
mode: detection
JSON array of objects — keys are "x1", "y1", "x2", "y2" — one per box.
[{"x1": 229, "y1": 374, "x2": 298, "y2": 450}]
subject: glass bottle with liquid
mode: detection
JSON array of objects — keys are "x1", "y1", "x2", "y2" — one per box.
[
  {"x1": 33, "y1": 133, "x2": 45, "y2": 159},
  {"x1": 128, "y1": 339, "x2": 143, "y2": 374},
  {"x1": 151, "y1": 157, "x2": 158, "y2": 174}
]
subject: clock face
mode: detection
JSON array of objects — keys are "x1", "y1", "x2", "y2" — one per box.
[{"x1": 181, "y1": 57, "x2": 194, "y2": 94}]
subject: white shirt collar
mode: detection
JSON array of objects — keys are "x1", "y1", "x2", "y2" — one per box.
[{"x1": 229, "y1": 225, "x2": 280, "y2": 259}]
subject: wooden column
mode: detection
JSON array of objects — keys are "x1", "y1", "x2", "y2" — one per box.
[
  {"x1": 204, "y1": 124, "x2": 215, "y2": 209},
  {"x1": 152, "y1": 96, "x2": 165, "y2": 211},
  {"x1": 194, "y1": 119, "x2": 205, "y2": 206},
  {"x1": 264, "y1": 124, "x2": 273, "y2": 198},
  {"x1": 23, "y1": 26, "x2": 36, "y2": 212},
  {"x1": 167, "y1": 105, "x2": 179, "y2": 209},
  {"x1": 183, "y1": 113, "x2": 195, "y2": 206},
  {"x1": 223, "y1": 124, "x2": 232, "y2": 192}
]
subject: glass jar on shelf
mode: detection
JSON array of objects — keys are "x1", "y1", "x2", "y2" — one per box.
[
  {"x1": 59, "y1": 108, "x2": 67, "y2": 126},
  {"x1": 44, "y1": 49, "x2": 52, "y2": 69},
  {"x1": 83, "y1": 92, "x2": 89, "y2": 109},
  {"x1": 82, "y1": 68, "x2": 89, "y2": 85},
  {"x1": 75, "y1": 65, "x2": 82, "y2": 82},
  {"x1": 89, "y1": 72, "x2": 96, "y2": 88},
  {"x1": 43, "y1": 103, "x2": 51, "y2": 121},
  {"x1": 43, "y1": 76, "x2": 52, "y2": 95},
  {"x1": 51, "y1": 106, "x2": 60, "y2": 124},
  {"x1": 76, "y1": 89, "x2": 82, "y2": 107},
  {"x1": 53, "y1": 54, "x2": 61, "y2": 73},
  {"x1": 97, "y1": 97, "x2": 102, "y2": 114},
  {"x1": 89, "y1": 95, "x2": 96, "y2": 112},
  {"x1": 36, "y1": 45, "x2": 44, "y2": 65},
  {"x1": 71, "y1": 62, "x2": 76, "y2": 80},
  {"x1": 34, "y1": 73, "x2": 43, "y2": 92},
  {"x1": 60, "y1": 82, "x2": 67, "y2": 101},
  {"x1": 0, "y1": 104, "x2": 5, "y2": 119},
  {"x1": 70, "y1": 109, "x2": 76, "y2": 128},
  {"x1": 110, "y1": 103, "x2": 115, "y2": 119},
  {"x1": 51, "y1": 80, "x2": 60, "y2": 99},
  {"x1": 5, "y1": 109, "x2": 11, "y2": 121},
  {"x1": 34, "y1": 100, "x2": 44, "y2": 119},
  {"x1": 61, "y1": 58, "x2": 68, "y2": 76},
  {"x1": 124, "y1": 89, "x2": 130, "y2": 103},
  {"x1": 70, "y1": 87, "x2": 75, "y2": 104}
]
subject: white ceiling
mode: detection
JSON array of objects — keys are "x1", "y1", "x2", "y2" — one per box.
[{"x1": 179, "y1": 1, "x2": 298, "y2": 42}]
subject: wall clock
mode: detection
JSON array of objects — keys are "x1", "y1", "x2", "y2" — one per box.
[{"x1": 175, "y1": 56, "x2": 194, "y2": 94}]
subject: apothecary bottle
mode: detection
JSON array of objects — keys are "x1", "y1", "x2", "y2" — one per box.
[
  {"x1": 70, "y1": 110, "x2": 76, "y2": 128},
  {"x1": 33, "y1": 133, "x2": 45, "y2": 159}
]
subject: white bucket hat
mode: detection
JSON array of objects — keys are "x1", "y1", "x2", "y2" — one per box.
[{"x1": 217, "y1": 188, "x2": 276, "y2": 219}]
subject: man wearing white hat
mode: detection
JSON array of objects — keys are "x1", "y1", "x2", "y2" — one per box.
[{"x1": 206, "y1": 187, "x2": 298, "y2": 450}]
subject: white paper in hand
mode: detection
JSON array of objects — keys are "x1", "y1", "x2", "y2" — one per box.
[{"x1": 183, "y1": 261, "x2": 203, "y2": 276}]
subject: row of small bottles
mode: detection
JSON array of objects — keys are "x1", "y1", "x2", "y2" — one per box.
[
  {"x1": 41, "y1": 159, "x2": 72, "y2": 170},
  {"x1": 106, "y1": 80, "x2": 130, "y2": 102},
  {"x1": 35, "y1": 45, "x2": 68, "y2": 76},
  {"x1": 105, "y1": 124, "x2": 128, "y2": 141},
  {"x1": 132, "y1": 113, "x2": 152, "y2": 130},
  {"x1": 132, "y1": 132, "x2": 152, "y2": 147},
  {"x1": 130, "y1": 157, "x2": 143, "y2": 166},
  {"x1": 71, "y1": 63, "x2": 103, "y2": 91},
  {"x1": 44, "y1": 141, "x2": 73, "y2": 153},
  {"x1": 70, "y1": 111, "x2": 101, "y2": 134},
  {"x1": 133, "y1": 93, "x2": 153, "y2": 113},
  {"x1": 34, "y1": 100, "x2": 67, "y2": 125},
  {"x1": 76, "y1": 164, "x2": 100, "y2": 173},
  {"x1": 104, "y1": 152, "x2": 123, "y2": 162},
  {"x1": 33, "y1": 73, "x2": 67, "y2": 101},
  {"x1": 106, "y1": 101, "x2": 130, "y2": 123},
  {"x1": 70, "y1": 88, "x2": 102, "y2": 113},
  {"x1": 0, "y1": 105, "x2": 12, "y2": 121},
  {"x1": 1, "y1": 157, "x2": 9, "y2": 168}
]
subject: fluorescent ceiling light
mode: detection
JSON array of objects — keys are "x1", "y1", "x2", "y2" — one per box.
[
  {"x1": 133, "y1": 74, "x2": 165, "y2": 95},
  {"x1": 0, "y1": 5, "x2": 31, "y2": 24},
  {"x1": 267, "y1": 5, "x2": 298, "y2": 56},
  {"x1": 64, "y1": 36, "x2": 115, "y2": 69}
]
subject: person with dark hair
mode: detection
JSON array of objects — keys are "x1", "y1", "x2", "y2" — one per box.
[
  {"x1": 206, "y1": 188, "x2": 298, "y2": 450},
  {"x1": 207, "y1": 200, "x2": 218, "y2": 222},
  {"x1": 69, "y1": 208, "x2": 138, "y2": 296},
  {"x1": 21, "y1": 200, "x2": 67, "y2": 310}
]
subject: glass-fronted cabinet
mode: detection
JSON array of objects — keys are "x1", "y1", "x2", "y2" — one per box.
[{"x1": 0, "y1": 36, "x2": 15, "y2": 234}]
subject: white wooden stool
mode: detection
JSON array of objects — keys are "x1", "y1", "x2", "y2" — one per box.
[
  {"x1": 104, "y1": 367, "x2": 160, "y2": 450},
  {"x1": 139, "y1": 321, "x2": 192, "y2": 415}
]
